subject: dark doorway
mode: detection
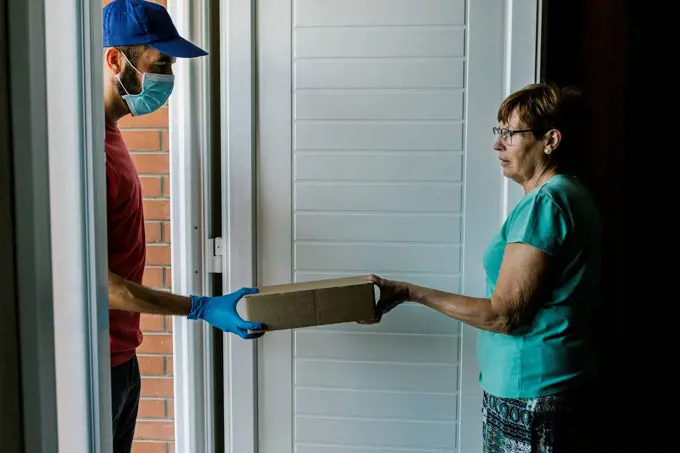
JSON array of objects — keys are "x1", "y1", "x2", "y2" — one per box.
[
  {"x1": 0, "y1": 0, "x2": 25, "y2": 451},
  {"x1": 543, "y1": 2, "x2": 668, "y2": 452}
]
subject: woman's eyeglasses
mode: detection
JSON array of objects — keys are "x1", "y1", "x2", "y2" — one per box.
[{"x1": 492, "y1": 127, "x2": 539, "y2": 146}]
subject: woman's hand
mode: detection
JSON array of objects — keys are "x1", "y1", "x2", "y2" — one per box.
[{"x1": 360, "y1": 274, "x2": 410, "y2": 324}]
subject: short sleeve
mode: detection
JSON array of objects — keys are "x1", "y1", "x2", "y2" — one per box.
[{"x1": 506, "y1": 192, "x2": 569, "y2": 256}]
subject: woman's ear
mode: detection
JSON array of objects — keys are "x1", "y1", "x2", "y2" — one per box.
[{"x1": 544, "y1": 129, "x2": 562, "y2": 155}]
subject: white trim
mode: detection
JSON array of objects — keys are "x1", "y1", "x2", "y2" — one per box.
[
  {"x1": 459, "y1": 2, "x2": 542, "y2": 451},
  {"x1": 168, "y1": 0, "x2": 215, "y2": 452},
  {"x1": 502, "y1": 0, "x2": 543, "y2": 218},
  {"x1": 459, "y1": 2, "x2": 507, "y2": 452},
  {"x1": 256, "y1": 0, "x2": 293, "y2": 450},
  {"x1": 221, "y1": 0, "x2": 258, "y2": 452},
  {"x1": 78, "y1": 0, "x2": 112, "y2": 449}
]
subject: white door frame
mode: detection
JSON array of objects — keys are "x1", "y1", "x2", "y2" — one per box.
[
  {"x1": 255, "y1": 0, "x2": 293, "y2": 451},
  {"x1": 220, "y1": 1, "x2": 259, "y2": 453},
  {"x1": 6, "y1": 0, "x2": 112, "y2": 451},
  {"x1": 460, "y1": 2, "x2": 544, "y2": 451},
  {"x1": 46, "y1": 0, "x2": 113, "y2": 451},
  {"x1": 170, "y1": 0, "x2": 261, "y2": 452},
  {"x1": 502, "y1": 0, "x2": 544, "y2": 216},
  {"x1": 168, "y1": 0, "x2": 220, "y2": 452}
]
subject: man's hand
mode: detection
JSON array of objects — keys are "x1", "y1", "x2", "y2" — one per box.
[
  {"x1": 188, "y1": 288, "x2": 264, "y2": 339},
  {"x1": 359, "y1": 274, "x2": 410, "y2": 324}
]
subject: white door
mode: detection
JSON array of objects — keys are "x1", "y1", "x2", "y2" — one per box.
[{"x1": 221, "y1": 1, "x2": 541, "y2": 452}]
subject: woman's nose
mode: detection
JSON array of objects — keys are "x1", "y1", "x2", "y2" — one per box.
[{"x1": 493, "y1": 136, "x2": 504, "y2": 151}]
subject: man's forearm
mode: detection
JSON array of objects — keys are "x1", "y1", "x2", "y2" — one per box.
[{"x1": 109, "y1": 271, "x2": 192, "y2": 315}]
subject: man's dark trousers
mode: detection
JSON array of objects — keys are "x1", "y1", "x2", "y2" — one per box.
[{"x1": 111, "y1": 355, "x2": 141, "y2": 453}]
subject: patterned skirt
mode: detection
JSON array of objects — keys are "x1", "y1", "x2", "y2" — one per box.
[{"x1": 482, "y1": 390, "x2": 586, "y2": 453}]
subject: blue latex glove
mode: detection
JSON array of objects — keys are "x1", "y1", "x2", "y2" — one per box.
[{"x1": 188, "y1": 288, "x2": 264, "y2": 339}]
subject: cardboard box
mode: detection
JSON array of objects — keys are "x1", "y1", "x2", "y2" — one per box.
[{"x1": 243, "y1": 276, "x2": 376, "y2": 331}]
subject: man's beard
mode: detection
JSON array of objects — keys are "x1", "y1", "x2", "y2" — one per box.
[{"x1": 117, "y1": 64, "x2": 142, "y2": 113}]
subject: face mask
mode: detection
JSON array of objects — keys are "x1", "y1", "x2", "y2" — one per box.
[{"x1": 116, "y1": 52, "x2": 174, "y2": 116}]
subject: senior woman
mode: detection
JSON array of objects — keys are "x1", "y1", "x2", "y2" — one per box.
[{"x1": 364, "y1": 83, "x2": 601, "y2": 453}]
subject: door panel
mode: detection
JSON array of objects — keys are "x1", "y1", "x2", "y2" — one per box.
[
  {"x1": 296, "y1": 417, "x2": 457, "y2": 450},
  {"x1": 296, "y1": 183, "x2": 462, "y2": 212},
  {"x1": 255, "y1": 1, "x2": 536, "y2": 452},
  {"x1": 295, "y1": 27, "x2": 465, "y2": 58},
  {"x1": 296, "y1": 153, "x2": 463, "y2": 180},
  {"x1": 296, "y1": 360, "x2": 459, "y2": 394},
  {"x1": 296, "y1": 388, "x2": 458, "y2": 421},
  {"x1": 296, "y1": 212, "x2": 462, "y2": 242},
  {"x1": 296, "y1": 59, "x2": 465, "y2": 89},
  {"x1": 294, "y1": 0, "x2": 465, "y2": 26}
]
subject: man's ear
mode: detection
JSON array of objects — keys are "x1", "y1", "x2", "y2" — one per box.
[{"x1": 104, "y1": 47, "x2": 124, "y2": 75}]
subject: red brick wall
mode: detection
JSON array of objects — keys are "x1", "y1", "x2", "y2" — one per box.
[
  {"x1": 121, "y1": 106, "x2": 175, "y2": 453},
  {"x1": 121, "y1": 109, "x2": 175, "y2": 453},
  {"x1": 103, "y1": 2, "x2": 175, "y2": 452}
]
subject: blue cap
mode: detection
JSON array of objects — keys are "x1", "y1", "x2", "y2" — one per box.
[{"x1": 103, "y1": 0, "x2": 207, "y2": 58}]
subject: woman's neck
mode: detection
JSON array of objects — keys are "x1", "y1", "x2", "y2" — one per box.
[{"x1": 522, "y1": 167, "x2": 559, "y2": 193}]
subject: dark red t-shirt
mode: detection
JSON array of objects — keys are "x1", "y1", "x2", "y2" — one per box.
[{"x1": 105, "y1": 119, "x2": 146, "y2": 368}]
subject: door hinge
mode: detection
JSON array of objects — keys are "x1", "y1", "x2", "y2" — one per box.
[{"x1": 207, "y1": 237, "x2": 224, "y2": 274}]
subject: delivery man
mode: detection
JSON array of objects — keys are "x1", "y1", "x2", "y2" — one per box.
[{"x1": 102, "y1": 1, "x2": 263, "y2": 451}]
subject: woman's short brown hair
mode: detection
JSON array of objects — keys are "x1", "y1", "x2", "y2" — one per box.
[{"x1": 498, "y1": 83, "x2": 585, "y2": 169}]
